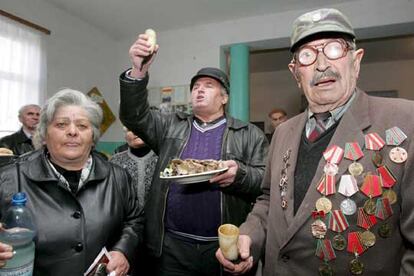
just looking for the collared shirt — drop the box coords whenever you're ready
[305,91,356,137]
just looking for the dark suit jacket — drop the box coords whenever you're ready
[0,128,34,156]
[241,89,414,275]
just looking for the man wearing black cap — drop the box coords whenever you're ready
[119,32,268,275]
[217,8,414,276]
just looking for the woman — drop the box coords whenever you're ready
[0,89,143,275]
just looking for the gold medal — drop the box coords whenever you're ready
[389,147,408,164]
[378,222,392,238]
[332,234,346,251]
[348,162,364,176]
[363,198,376,215]
[349,258,364,275]
[360,230,376,247]
[382,189,397,205]
[316,197,332,213]
[311,219,327,239]
[318,262,334,276]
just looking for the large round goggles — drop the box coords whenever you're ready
[295,39,353,66]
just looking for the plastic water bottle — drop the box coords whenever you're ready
[0,192,36,276]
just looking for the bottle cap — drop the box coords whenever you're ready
[12,192,27,206]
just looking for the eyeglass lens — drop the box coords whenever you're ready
[297,40,347,66]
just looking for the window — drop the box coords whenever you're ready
[0,15,46,137]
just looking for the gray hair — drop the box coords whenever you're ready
[33,88,103,149]
[18,104,40,118]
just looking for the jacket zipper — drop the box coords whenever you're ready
[158,118,192,256]
[220,124,230,225]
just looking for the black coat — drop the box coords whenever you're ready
[0,128,34,156]
[119,72,269,257]
[0,150,143,275]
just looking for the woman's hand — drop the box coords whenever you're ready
[107,251,129,276]
[0,224,13,268]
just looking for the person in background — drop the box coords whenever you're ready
[110,127,158,213]
[119,32,268,275]
[0,104,40,156]
[0,89,143,276]
[266,108,288,141]
[217,8,414,275]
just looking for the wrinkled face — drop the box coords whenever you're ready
[191,77,228,117]
[288,38,364,112]
[45,105,94,168]
[20,106,40,131]
[125,131,145,148]
[270,112,287,129]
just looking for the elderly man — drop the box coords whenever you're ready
[119,33,268,275]
[0,104,40,155]
[217,8,414,276]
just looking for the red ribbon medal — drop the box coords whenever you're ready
[360,174,382,197]
[315,239,336,261]
[375,198,393,220]
[317,174,336,196]
[344,142,364,161]
[328,210,349,232]
[377,165,396,188]
[347,232,367,256]
[323,145,344,164]
[364,133,385,151]
[357,207,377,229]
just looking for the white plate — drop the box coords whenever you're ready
[160,167,228,185]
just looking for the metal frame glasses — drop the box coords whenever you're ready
[294,39,354,66]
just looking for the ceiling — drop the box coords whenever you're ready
[42,0,354,39]
[41,0,414,72]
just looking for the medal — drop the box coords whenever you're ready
[363,197,376,215]
[365,132,385,151]
[338,174,358,196]
[372,152,384,167]
[347,232,367,256]
[360,174,382,198]
[389,147,408,164]
[323,145,344,165]
[279,149,291,210]
[340,198,357,215]
[317,174,336,196]
[348,162,364,176]
[328,210,349,232]
[382,189,397,205]
[349,256,364,275]
[324,163,338,176]
[315,239,336,261]
[377,165,396,188]
[357,207,377,232]
[378,222,392,238]
[386,127,408,164]
[360,230,376,247]
[318,262,334,276]
[375,197,393,220]
[316,197,332,213]
[312,219,327,239]
[332,234,347,251]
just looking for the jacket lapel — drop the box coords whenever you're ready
[281,90,372,248]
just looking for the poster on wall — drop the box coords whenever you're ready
[148,84,192,114]
[87,87,116,135]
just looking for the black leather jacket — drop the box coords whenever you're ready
[119,72,268,257]
[0,150,143,275]
[0,128,34,156]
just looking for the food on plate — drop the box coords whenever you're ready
[161,159,225,177]
[0,147,14,156]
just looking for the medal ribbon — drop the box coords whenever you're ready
[312,210,326,219]
[317,174,336,196]
[377,165,397,188]
[315,239,336,261]
[360,174,382,197]
[385,126,407,146]
[357,207,377,229]
[364,133,385,151]
[328,210,349,232]
[375,198,393,220]
[347,232,367,255]
[338,174,358,197]
[344,142,364,161]
[323,145,344,164]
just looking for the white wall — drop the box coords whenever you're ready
[251,59,414,133]
[1,0,123,141]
